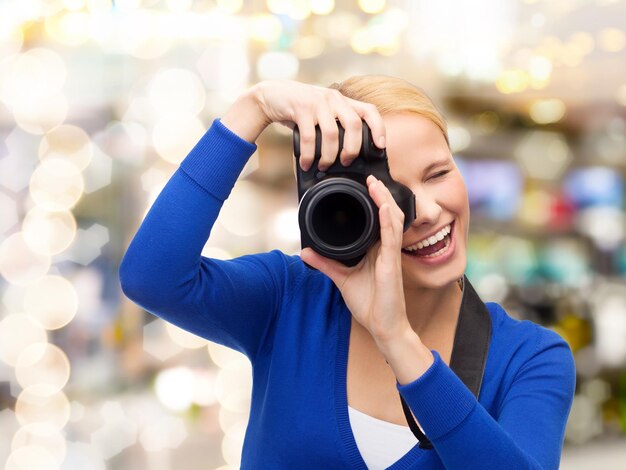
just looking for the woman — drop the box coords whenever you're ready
[119,76,576,469]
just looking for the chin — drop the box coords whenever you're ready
[402,257,467,291]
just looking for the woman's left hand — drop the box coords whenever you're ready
[300,175,414,347]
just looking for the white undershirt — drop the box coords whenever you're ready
[348,405,418,469]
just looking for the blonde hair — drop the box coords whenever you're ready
[329,75,449,145]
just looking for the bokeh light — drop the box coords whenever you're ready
[221,420,246,466]
[15,342,71,392]
[138,414,187,451]
[0,233,51,286]
[39,125,94,171]
[597,27,626,52]
[514,131,572,180]
[23,275,79,330]
[359,0,386,14]
[0,314,48,367]
[0,48,67,111]
[0,192,19,235]
[143,319,184,361]
[15,385,71,430]
[152,113,205,164]
[208,342,249,371]
[310,0,335,15]
[154,367,195,412]
[1,1,626,467]
[256,51,300,80]
[166,323,209,349]
[529,98,566,124]
[248,14,283,43]
[29,159,84,211]
[217,0,244,15]
[215,364,252,413]
[22,207,77,256]
[148,69,206,116]
[495,69,529,94]
[90,401,139,459]
[14,92,69,135]
[11,423,67,467]
[45,11,93,46]
[5,446,59,470]
[0,25,24,57]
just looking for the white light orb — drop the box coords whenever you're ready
[15,342,71,392]
[39,125,93,171]
[0,314,48,367]
[5,445,59,470]
[29,159,84,211]
[256,52,299,81]
[11,422,67,467]
[165,323,208,349]
[148,68,206,116]
[23,275,78,330]
[15,385,71,430]
[0,233,51,286]
[152,113,205,164]
[154,367,195,412]
[22,207,77,256]
[14,92,69,135]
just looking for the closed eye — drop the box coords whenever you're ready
[428,170,450,180]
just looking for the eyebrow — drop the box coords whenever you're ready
[423,158,451,174]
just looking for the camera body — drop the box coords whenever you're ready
[293,121,416,267]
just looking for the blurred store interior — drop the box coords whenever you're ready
[0,0,625,468]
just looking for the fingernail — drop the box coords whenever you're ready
[378,136,385,148]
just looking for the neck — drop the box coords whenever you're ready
[403,279,463,337]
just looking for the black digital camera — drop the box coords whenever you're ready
[293,121,416,267]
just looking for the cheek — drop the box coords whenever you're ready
[437,177,469,213]
[452,176,468,207]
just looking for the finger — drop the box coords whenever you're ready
[300,247,349,287]
[327,91,362,165]
[295,116,316,171]
[316,103,339,172]
[335,109,362,166]
[367,176,404,236]
[367,176,404,221]
[348,99,386,149]
[378,204,402,269]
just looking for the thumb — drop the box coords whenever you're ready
[300,248,348,286]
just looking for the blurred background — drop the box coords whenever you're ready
[1,0,625,468]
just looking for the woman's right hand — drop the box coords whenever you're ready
[220,80,386,172]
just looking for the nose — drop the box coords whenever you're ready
[410,189,442,227]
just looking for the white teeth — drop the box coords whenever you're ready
[404,224,451,252]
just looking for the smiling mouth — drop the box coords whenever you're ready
[401,221,454,258]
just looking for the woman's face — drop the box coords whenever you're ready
[383,113,469,291]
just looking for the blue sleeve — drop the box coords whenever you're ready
[397,327,576,469]
[119,119,293,361]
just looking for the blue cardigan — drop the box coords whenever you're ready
[119,119,576,469]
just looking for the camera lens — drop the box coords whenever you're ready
[311,192,366,247]
[299,178,379,263]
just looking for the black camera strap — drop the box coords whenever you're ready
[400,275,492,449]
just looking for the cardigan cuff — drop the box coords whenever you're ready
[396,349,477,440]
[179,118,257,201]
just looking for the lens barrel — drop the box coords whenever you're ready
[299,178,379,264]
